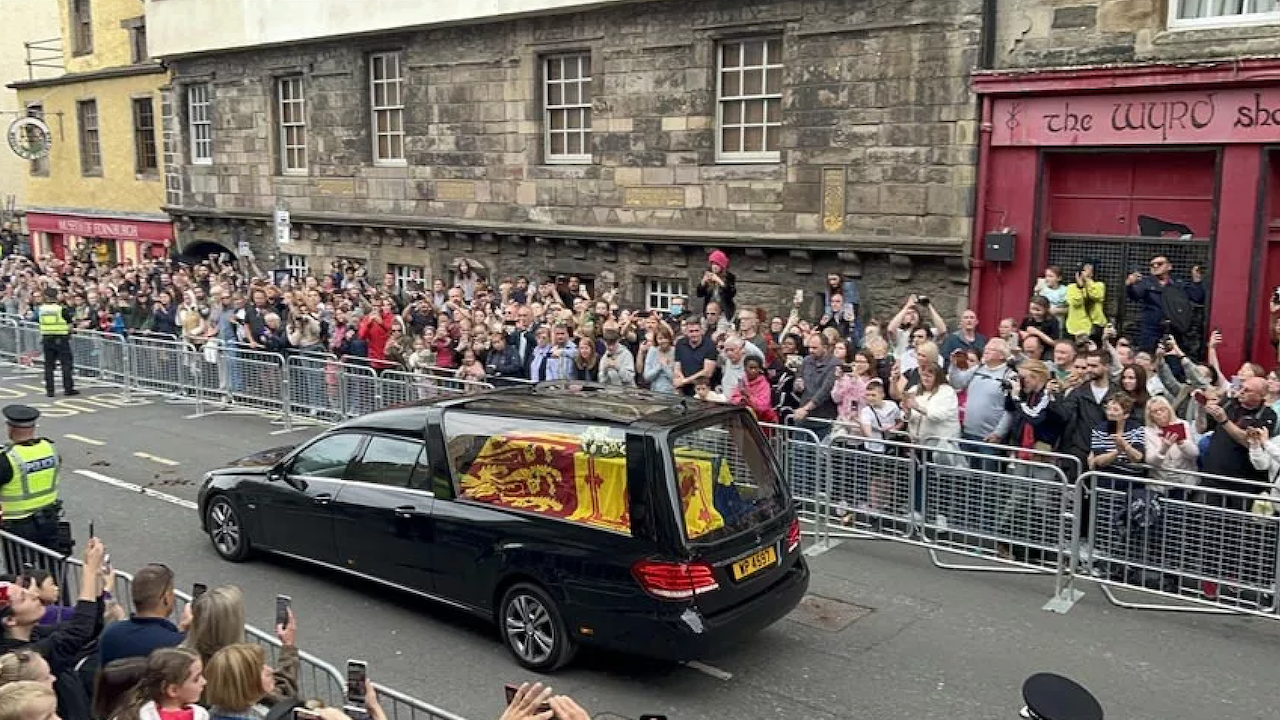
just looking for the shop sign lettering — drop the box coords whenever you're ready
[992,88,1280,146]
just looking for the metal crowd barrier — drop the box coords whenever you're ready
[0,529,472,720]
[3,316,1277,623]
[0,319,497,430]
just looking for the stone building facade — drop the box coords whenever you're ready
[970,0,1280,369]
[160,0,984,320]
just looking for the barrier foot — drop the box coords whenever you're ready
[927,547,1043,575]
[1099,583,1239,615]
[1042,587,1085,614]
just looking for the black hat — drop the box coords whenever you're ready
[1021,673,1103,720]
[2,405,40,429]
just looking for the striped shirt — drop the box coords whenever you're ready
[1090,419,1146,475]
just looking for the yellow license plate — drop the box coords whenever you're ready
[731,546,778,581]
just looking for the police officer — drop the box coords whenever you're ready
[37,288,78,398]
[0,405,73,578]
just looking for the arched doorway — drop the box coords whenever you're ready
[178,240,235,264]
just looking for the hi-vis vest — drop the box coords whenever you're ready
[37,304,69,337]
[2,440,60,520]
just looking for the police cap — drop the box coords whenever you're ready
[2,405,40,429]
[1021,673,1103,720]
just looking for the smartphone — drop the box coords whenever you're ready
[275,594,292,628]
[793,289,803,304]
[88,521,95,539]
[346,660,368,706]
[1193,389,1208,406]
[293,709,322,720]
[192,583,208,600]
[504,684,553,715]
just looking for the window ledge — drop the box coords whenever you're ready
[1156,21,1280,44]
[81,170,103,178]
[135,172,160,182]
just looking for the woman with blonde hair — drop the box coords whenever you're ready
[0,652,53,688]
[205,646,380,720]
[1144,394,1199,496]
[182,587,298,704]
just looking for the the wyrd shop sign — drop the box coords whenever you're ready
[991,87,1280,146]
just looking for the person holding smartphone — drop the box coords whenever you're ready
[98,564,194,664]
[1143,396,1199,496]
[1087,393,1147,490]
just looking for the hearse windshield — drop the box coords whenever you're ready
[666,412,788,545]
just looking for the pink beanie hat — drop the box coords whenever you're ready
[708,249,729,269]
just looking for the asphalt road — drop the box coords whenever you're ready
[4,367,1280,720]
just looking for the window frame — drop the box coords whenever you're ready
[1167,0,1280,28]
[276,75,308,175]
[129,21,147,64]
[543,52,593,165]
[715,37,783,164]
[132,96,158,176]
[369,51,406,166]
[388,263,425,294]
[188,83,213,165]
[287,432,365,479]
[71,0,93,56]
[25,103,49,176]
[76,99,101,177]
[346,435,427,489]
[282,253,310,278]
[645,278,688,313]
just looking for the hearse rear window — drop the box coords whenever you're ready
[443,413,633,535]
[668,414,788,543]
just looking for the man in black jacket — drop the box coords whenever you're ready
[1053,350,1115,472]
[0,538,107,720]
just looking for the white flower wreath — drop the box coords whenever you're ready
[580,426,625,457]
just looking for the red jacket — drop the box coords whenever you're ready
[357,311,393,367]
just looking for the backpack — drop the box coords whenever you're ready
[318,319,331,346]
[1160,282,1194,335]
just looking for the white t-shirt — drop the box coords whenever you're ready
[860,402,903,453]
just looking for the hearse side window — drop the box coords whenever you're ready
[290,433,364,478]
[442,412,632,535]
[348,436,422,488]
[668,414,788,543]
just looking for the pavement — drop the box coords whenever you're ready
[3,368,1280,720]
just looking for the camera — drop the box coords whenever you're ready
[916,295,930,306]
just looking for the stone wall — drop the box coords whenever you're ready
[995,0,1280,68]
[167,0,984,319]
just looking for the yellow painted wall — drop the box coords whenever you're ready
[0,0,61,213]
[17,70,167,214]
[60,0,143,73]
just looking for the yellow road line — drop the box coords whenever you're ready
[63,434,105,446]
[133,452,180,467]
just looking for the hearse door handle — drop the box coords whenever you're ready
[394,505,423,519]
[313,493,333,505]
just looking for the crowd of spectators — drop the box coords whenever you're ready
[0,540,591,720]
[3,248,1280,507]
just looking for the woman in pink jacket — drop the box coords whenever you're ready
[729,356,778,424]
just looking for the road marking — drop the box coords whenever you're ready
[72,469,197,510]
[683,661,734,681]
[63,434,105,446]
[133,452,180,466]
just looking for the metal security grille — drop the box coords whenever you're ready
[1044,235,1212,344]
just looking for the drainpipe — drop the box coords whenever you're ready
[968,97,996,322]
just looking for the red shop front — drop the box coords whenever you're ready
[25,211,173,266]
[970,60,1280,372]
